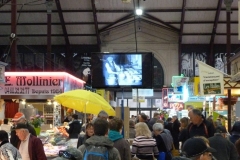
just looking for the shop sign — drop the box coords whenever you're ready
[0,72,85,95]
[197,60,224,95]
[188,96,206,102]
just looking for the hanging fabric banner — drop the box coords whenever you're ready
[197,60,224,96]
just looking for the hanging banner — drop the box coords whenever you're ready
[197,60,224,95]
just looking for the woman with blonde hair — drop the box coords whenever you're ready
[131,122,159,160]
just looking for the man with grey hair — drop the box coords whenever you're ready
[152,123,173,160]
[15,123,47,160]
[97,110,109,120]
[187,109,215,138]
[91,110,109,123]
[208,126,238,160]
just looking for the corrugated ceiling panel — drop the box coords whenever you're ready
[185,11,215,21]
[182,36,210,44]
[66,25,95,34]
[183,24,213,33]
[63,12,93,22]
[216,24,238,33]
[69,36,96,44]
[97,13,130,22]
[95,0,133,10]
[0,13,10,23]
[17,13,61,23]
[141,0,182,9]
[219,10,238,21]
[14,37,65,45]
[0,26,10,35]
[148,12,181,22]
[17,25,63,34]
[186,0,217,8]
[60,0,91,10]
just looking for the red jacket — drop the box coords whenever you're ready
[17,134,47,160]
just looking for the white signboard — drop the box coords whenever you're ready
[197,60,224,96]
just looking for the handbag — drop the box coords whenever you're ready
[171,144,180,157]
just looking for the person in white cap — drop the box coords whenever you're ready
[10,112,36,148]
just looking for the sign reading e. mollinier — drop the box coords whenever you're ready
[0,75,64,95]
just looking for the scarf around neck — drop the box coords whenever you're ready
[108,130,123,142]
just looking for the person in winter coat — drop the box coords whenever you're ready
[77,123,94,148]
[67,114,82,139]
[208,126,238,160]
[108,117,131,160]
[230,121,240,144]
[152,123,173,160]
[78,118,121,160]
[0,130,22,160]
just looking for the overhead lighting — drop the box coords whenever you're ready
[21,99,26,105]
[136,9,143,16]
[47,99,52,105]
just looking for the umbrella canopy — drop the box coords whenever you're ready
[54,89,115,116]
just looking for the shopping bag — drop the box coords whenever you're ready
[157,152,165,160]
[171,144,180,157]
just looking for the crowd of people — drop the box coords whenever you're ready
[53,107,240,160]
[0,107,240,160]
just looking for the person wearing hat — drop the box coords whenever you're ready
[15,123,47,160]
[52,146,82,160]
[230,121,240,144]
[172,137,216,160]
[0,130,22,160]
[10,112,37,148]
[208,126,238,160]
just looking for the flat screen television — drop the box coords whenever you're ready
[91,52,153,89]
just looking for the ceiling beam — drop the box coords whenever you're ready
[183,33,238,35]
[91,0,101,51]
[140,18,179,33]
[167,21,238,24]
[178,0,186,74]
[0,21,238,26]
[0,33,238,37]
[55,0,70,47]
[142,13,180,32]
[100,17,179,34]
[209,0,223,65]
[99,13,134,33]
[0,8,238,13]
[0,34,96,37]
[0,22,112,25]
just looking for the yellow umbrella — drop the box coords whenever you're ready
[54,89,115,116]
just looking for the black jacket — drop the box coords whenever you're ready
[187,119,215,138]
[67,120,82,139]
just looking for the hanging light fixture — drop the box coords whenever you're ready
[135,8,143,16]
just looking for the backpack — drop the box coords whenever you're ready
[83,144,109,160]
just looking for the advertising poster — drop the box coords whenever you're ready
[197,60,224,96]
